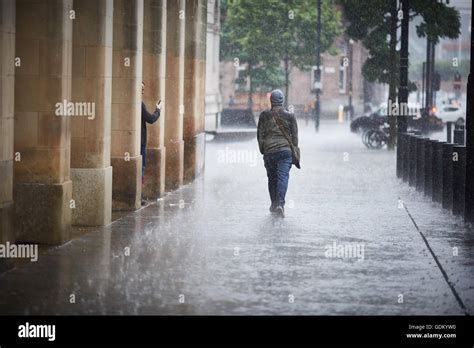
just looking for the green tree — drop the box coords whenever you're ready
[274,0,342,104]
[340,0,460,149]
[221,0,342,108]
[221,0,282,109]
[341,0,460,86]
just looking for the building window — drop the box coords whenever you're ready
[311,65,324,93]
[339,57,347,94]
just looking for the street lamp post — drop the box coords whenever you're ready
[422,62,426,108]
[314,0,321,132]
[425,39,433,113]
[396,0,409,178]
[398,0,409,134]
[465,8,474,222]
[348,39,354,120]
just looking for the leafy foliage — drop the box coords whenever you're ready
[220,0,342,100]
[340,0,461,88]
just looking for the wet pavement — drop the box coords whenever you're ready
[0,120,473,315]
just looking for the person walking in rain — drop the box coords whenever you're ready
[257,89,299,218]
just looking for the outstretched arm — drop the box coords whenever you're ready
[142,102,160,124]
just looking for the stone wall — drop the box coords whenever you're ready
[0,0,16,244]
[0,0,210,245]
[204,0,222,131]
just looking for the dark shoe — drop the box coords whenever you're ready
[275,205,285,218]
[269,204,278,213]
[141,199,147,206]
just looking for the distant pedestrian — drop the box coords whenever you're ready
[257,89,300,218]
[141,81,162,204]
[229,95,236,107]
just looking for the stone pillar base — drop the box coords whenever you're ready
[165,140,184,192]
[184,132,206,184]
[71,166,112,226]
[13,181,72,245]
[143,147,166,200]
[0,202,14,245]
[111,155,142,211]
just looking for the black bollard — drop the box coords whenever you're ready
[447,122,453,143]
[424,140,436,197]
[397,132,405,179]
[409,135,419,187]
[416,137,426,192]
[402,133,412,183]
[442,143,454,210]
[452,145,466,216]
[454,126,465,145]
[432,141,446,203]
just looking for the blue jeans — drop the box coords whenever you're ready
[141,144,146,181]
[263,150,292,208]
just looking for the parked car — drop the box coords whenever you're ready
[409,107,444,134]
[435,104,465,125]
[350,105,387,134]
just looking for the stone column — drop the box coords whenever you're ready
[142,0,167,199]
[204,0,222,132]
[14,0,73,245]
[70,0,113,226]
[111,0,144,210]
[183,0,206,184]
[164,0,185,191]
[0,0,15,244]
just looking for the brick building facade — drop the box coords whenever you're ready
[220,35,385,119]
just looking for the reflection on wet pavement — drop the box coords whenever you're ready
[0,121,472,315]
